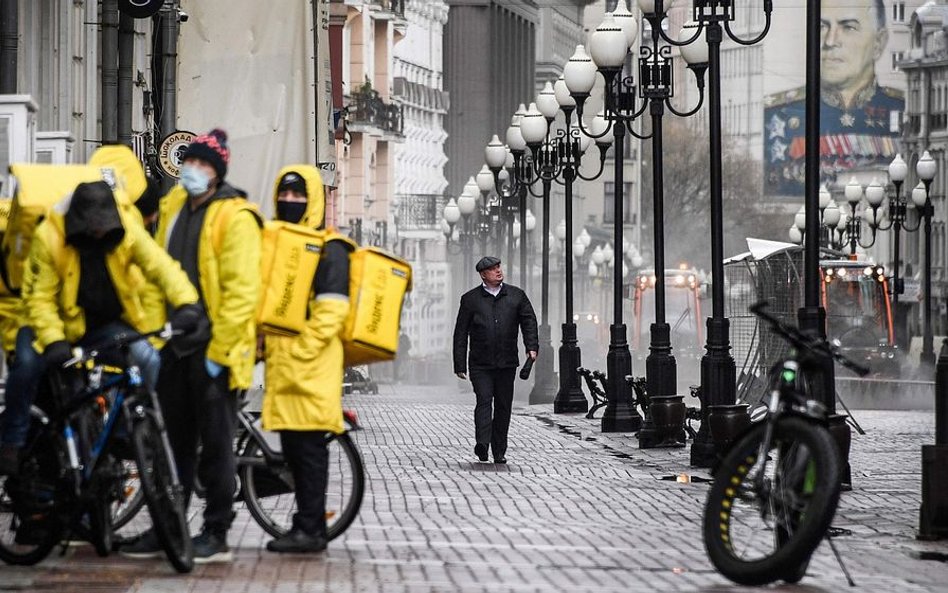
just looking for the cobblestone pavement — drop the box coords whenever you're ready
[4,381,948,592]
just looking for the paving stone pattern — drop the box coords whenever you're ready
[3,382,948,592]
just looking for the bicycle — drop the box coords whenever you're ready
[234,392,366,541]
[0,328,193,573]
[702,302,869,586]
[121,389,366,543]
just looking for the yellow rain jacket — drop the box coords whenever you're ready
[88,145,166,338]
[0,197,17,353]
[28,198,199,350]
[154,185,263,390]
[262,165,353,433]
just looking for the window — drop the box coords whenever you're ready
[603,182,635,224]
[893,2,906,24]
[892,51,904,71]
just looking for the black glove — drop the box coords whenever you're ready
[169,304,203,333]
[44,340,73,368]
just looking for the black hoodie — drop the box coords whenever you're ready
[66,181,125,333]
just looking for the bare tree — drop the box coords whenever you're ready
[639,119,783,270]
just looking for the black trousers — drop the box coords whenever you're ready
[470,367,516,459]
[157,349,237,534]
[280,430,329,538]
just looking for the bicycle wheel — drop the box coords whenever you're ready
[131,408,193,573]
[703,416,841,586]
[240,431,365,541]
[0,432,62,565]
[74,406,115,556]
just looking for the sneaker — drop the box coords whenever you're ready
[474,443,488,462]
[266,528,327,554]
[119,529,162,559]
[493,457,507,464]
[0,444,20,476]
[192,528,233,564]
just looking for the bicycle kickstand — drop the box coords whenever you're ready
[825,532,857,587]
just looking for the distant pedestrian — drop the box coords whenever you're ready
[394,331,411,380]
[453,257,538,464]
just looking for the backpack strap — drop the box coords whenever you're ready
[210,198,263,256]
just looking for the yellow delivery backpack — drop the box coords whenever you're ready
[1,164,115,295]
[343,247,412,366]
[256,220,324,336]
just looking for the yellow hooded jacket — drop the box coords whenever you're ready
[154,185,263,391]
[88,145,166,337]
[262,165,353,433]
[27,197,199,349]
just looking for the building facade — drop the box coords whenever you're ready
[331,0,407,243]
[1,0,157,181]
[391,0,453,361]
[900,1,948,339]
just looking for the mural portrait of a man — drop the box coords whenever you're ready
[764,0,904,197]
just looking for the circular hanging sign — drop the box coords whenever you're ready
[157,131,196,179]
[119,0,166,19]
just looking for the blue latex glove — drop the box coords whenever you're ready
[205,358,224,378]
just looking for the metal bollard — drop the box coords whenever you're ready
[937,339,948,446]
[918,338,948,540]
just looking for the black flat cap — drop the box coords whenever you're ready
[475,256,501,272]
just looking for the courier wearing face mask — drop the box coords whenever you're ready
[124,128,264,564]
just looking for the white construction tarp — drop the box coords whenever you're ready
[177,0,334,214]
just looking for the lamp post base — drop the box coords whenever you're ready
[602,324,641,433]
[691,317,736,467]
[529,324,557,405]
[640,323,678,448]
[554,323,587,413]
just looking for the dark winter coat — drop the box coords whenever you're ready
[453,284,539,373]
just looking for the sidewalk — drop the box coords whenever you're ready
[4,381,948,592]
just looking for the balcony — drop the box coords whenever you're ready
[346,86,404,141]
[368,0,405,19]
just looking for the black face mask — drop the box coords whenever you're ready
[276,201,307,224]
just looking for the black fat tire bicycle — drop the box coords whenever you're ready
[0,328,193,573]
[702,302,869,586]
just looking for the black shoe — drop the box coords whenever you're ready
[494,457,506,464]
[0,444,20,476]
[119,529,162,559]
[474,444,488,462]
[193,528,232,564]
[266,528,327,554]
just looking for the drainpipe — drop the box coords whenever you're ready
[159,4,178,141]
[101,0,120,144]
[0,0,17,93]
[118,11,134,146]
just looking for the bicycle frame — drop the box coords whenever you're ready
[235,406,362,469]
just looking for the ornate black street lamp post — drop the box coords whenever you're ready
[564,13,645,432]
[915,152,938,366]
[636,0,772,466]
[520,84,610,406]
[634,3,707,447]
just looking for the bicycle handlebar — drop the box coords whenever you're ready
[749,302,871,377]
[62,324,182,369]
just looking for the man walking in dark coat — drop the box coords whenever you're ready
[453,257,539,464]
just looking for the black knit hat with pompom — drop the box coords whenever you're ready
[182,128,230,180]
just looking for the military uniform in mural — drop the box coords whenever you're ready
[764,84,904,197]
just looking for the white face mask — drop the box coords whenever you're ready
[180,164,211,196]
